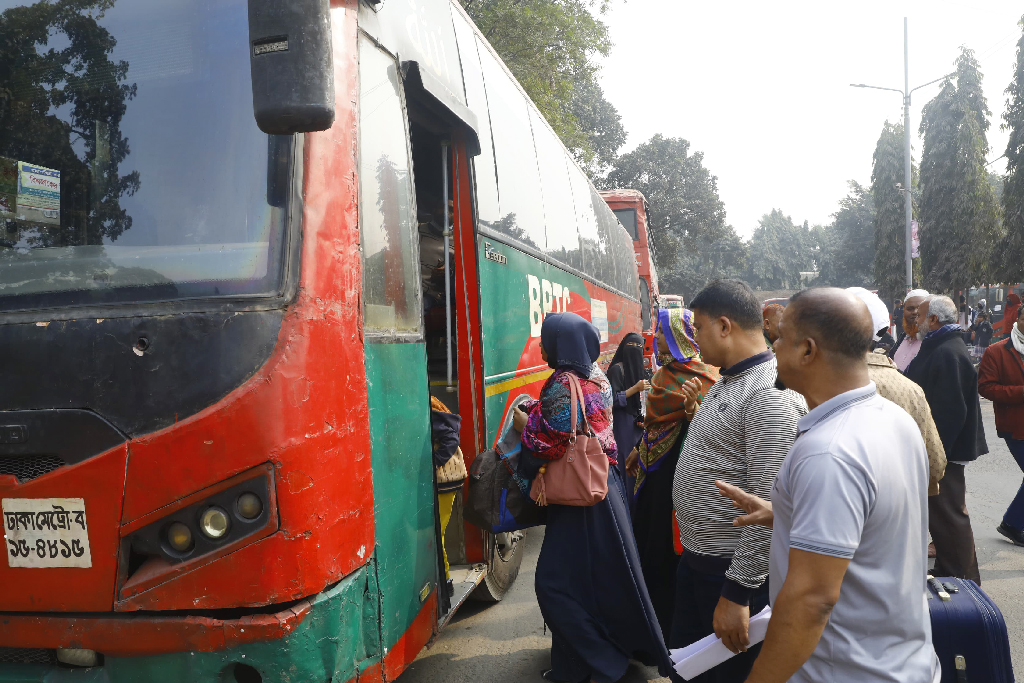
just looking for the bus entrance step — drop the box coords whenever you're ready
[436,563,487,633]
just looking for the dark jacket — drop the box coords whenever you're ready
[970,319,994,348]
[978,338,1024,441]
[905,326,988,463]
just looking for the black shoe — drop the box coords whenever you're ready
[446,579,454,598]
[997,522,1024,546]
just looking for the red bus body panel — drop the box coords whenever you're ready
[0,0,370,625]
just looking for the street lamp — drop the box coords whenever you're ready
[851,17,952,294]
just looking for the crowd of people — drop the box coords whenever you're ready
[503,277,1024,683]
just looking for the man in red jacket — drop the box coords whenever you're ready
[978,305,1024,545]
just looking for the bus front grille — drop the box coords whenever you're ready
[0,455,65,483]
[0,647,57,665]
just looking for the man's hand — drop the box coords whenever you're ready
[714,596,750,654]
[625,448,639,476]
[715,480,774,528]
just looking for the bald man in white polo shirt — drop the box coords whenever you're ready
[718,288,938,683]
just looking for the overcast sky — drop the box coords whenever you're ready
[599,1,1023,239]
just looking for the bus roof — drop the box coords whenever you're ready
[598,188,648,205]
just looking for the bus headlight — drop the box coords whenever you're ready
[236,492,263,520]
[199,507,230,539]
[166,522,193,552]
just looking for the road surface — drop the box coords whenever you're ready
[399,399,1024,683]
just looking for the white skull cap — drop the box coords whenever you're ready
[847,287,891,340]
[905,289,929,303]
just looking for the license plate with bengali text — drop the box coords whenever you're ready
[2,498,92,568]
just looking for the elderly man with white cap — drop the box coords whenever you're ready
[848,288,947,497]
[890,289,930,371]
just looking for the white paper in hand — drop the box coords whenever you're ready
[670,605,772,681]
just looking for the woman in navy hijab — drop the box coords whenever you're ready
[512,312,677,683]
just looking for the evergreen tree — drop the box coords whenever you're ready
[918,48,1001,293]
[997,17,1024,283]
[871,122,910,306]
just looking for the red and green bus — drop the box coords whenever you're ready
[0,0,641,681]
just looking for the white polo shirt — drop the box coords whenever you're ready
[770,382,939,683]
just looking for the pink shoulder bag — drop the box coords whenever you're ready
[529,373,609,506]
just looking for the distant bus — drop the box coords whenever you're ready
[661,295,684,310]
[601,189,659,367]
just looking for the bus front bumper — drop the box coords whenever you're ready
[0,600,311,657]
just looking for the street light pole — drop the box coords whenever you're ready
[851,18,951,295]
[903,17,913,293]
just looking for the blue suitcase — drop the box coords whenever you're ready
[927,576,1014,683]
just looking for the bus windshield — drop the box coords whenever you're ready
[0,0,290,311]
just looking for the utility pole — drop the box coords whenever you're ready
[903,18,913,293]
[851,18,950,294]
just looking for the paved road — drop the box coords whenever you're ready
[399,399,1024,683]
[966,399,1024,679]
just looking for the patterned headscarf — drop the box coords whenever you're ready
[655,308,700,365]
[636,308,719,495]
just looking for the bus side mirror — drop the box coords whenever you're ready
[248,0,335,134]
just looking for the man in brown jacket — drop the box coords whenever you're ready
[867,351,947,495]
[849,288,947,495]
[978,305,1024,545]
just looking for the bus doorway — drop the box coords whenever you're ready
[410,122,459,412]
[407,103,525,616]
[408,115,489,621]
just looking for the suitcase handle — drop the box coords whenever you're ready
[955,654,967,683]
[928,576,952,601]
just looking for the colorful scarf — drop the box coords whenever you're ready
[635,309,719,495]
[521,366,617,464]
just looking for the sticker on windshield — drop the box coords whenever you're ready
[3,498,92,568]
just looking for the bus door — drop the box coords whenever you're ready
[357,34,440,658]
[405,84,490,620]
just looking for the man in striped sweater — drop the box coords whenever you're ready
[669,279,806,682]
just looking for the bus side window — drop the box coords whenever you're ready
[569,167,601,283]
[531,107,583,271]
[357,35,421,334]
[590,186,620,290]
[451,12,500,232]
[477,38,547,251]
[639,277,651,331]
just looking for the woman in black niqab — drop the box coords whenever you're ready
[607,332,647,503]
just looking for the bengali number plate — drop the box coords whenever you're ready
[2,498,92,568]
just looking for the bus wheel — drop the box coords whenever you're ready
[472,529,525,602]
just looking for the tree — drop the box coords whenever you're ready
[605,135,732,298]
[918,47,1001,293]
[871,122,911,306]
[668,225,747,297]
[996,16,1024,283]
[816,182,876,288]
[744,209,814,290]
[461,0,625,177]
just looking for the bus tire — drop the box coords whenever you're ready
[471,529,525,602]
